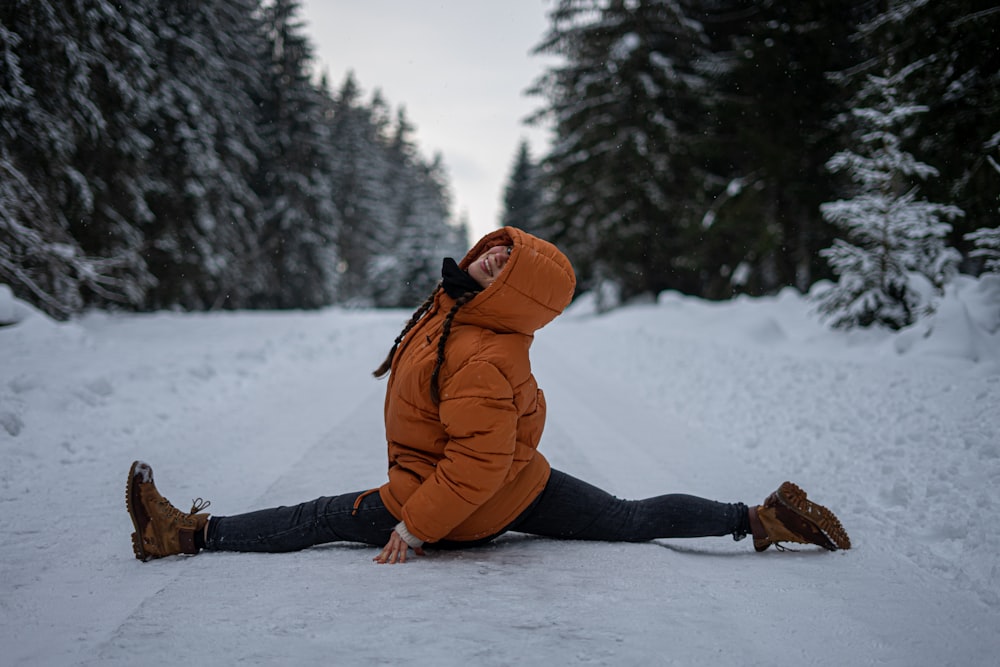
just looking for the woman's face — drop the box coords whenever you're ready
[467,245,513,289]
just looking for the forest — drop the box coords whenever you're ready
[505,0,999,324]
[1,0,466,318]
[2,0,999,328]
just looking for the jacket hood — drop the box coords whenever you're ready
[451,227,576,335]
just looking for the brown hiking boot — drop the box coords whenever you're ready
[749,481,851,552]
[126,461,211,561]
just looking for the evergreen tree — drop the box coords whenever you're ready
[327,80,461,306]
[67,0,161,306]
[964,151,1000,274]
[1,7,82,318]
[814,66,963,330]
[327,74,395,304]
[852,1,1000,266]
[703,0,869,296]
[529,0,715,300]
[500,140,542,232]
[253,0,340,309]
[140,0,267,311]
[369,109,460,307]
[966,226,1000,274]
[0,0,158,318]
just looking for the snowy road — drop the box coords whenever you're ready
[2,288,998,665]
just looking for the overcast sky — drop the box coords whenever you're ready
[298,1,558,243]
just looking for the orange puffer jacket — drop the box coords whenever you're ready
[378,227,576,543]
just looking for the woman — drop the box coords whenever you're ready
[127,227,850,564]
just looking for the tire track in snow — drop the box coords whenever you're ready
[87,380,389,665]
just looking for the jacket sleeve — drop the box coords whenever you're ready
[399,360,518,543]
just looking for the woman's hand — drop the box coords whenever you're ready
[373,530,425,564]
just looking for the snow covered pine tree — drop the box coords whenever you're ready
[964,153,1000,274]
[813,64,963,329]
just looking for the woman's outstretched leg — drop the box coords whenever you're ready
[509,469,751,543]
[126,461,396,560]
[510,469,851,551]
[205,490,395,553]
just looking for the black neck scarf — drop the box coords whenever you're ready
[441,257,483,299]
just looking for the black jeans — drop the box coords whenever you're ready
[204,469,750,552]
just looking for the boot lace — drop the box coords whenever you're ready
[151,495,210,526]
[189,498,211,514]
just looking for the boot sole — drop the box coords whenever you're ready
[777,481,852,550]
[126,460,151,562]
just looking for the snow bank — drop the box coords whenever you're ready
[0,284,44,327]
[896,274,1000,364]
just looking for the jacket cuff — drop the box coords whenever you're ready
[394,521,425,549]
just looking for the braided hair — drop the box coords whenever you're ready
[375,247,500,403]
[429,290,478,405]
[372,286,480,406]
[372,286,440,379]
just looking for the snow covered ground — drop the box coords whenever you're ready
[2,276,999,666]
